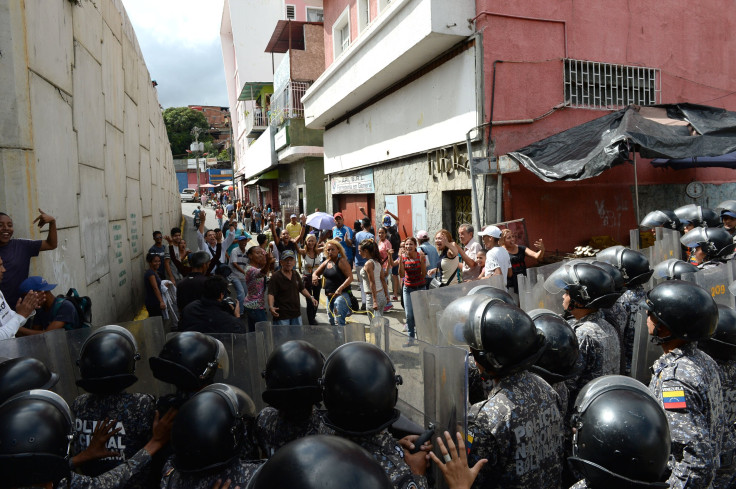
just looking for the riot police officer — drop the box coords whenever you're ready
[255,340,324,457]
[161,383,263,489]
[716,200,736,237]
[71,325,156,488]
[0,389,174,489]
[544,262,621,405]
[643,280,725,489]
[698,304,736,489]
[247,435,393,489]
[320,341,430,489]
[439,296,564,489]
[567,375,671,488]
[0,355,58,403]
[596,246,653,375]
[680,226,735,268]
[640,209,682,231]
[652,258,699,281]
[674,204,720,231]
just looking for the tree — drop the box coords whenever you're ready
[162,107,212,158]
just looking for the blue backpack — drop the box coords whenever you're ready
[50,288,92,330]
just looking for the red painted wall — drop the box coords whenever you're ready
[476,0,736,251]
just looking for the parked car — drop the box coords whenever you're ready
[180,188,197,202]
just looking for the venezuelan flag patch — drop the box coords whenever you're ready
[662,386,687,410]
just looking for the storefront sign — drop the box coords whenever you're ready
[274,127,288,151]
[428,144,469,178]
[331,169,375,194]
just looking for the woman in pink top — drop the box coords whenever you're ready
[399,237,426,346]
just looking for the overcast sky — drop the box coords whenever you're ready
[122,0,229,109]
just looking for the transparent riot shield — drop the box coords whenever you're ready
[630,309,663,385]
[412,276,506,346]
[518,261,566,314]
[695,264,736,308]
[653,227,682,263]
[207,332,267,412]
[0,329,79,403]
[256,322,365,359]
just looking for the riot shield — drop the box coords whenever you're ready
[412,276,506,346]
[630,309,663,385]
[518,261,567,314]
[694,264,736,308]
[256,322,365,359]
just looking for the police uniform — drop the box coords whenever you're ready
[712,357,736,489]
[551,381,569,420]
[254,406,323,458]
[649,343,725,489]
[466,370,564,489]
[60,448,153,489]
[159,456,263,489]
[71,392,156,489]
[604,286,646,376]
[568,480,590,488]
[565,311,621,405]
[320,426,428,489]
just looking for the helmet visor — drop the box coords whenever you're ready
[653,258,698,281]
[438,295,493,350]
[680,227,708,249]
[595,246,626,270]
[640,210,673,229]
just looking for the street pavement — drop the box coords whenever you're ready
[180,202,408,333]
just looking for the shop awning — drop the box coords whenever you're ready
[238,82,273,101]
[265,20,323,53]
[244,178,259,186]
[507,103,736,182]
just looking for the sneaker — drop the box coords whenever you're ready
[391,296,399,301]
[360,304,366,311]
[384,303,394,312]
[403,338,416,348]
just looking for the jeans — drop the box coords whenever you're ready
[274,317,302,326]
[245,308,266,333]
[218,218,223,228]
[355,264,366,305]
[231,278,246,312]
[327,292,350,326]
[403,284,426,338]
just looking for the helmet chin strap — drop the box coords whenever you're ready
[649,323,671,345]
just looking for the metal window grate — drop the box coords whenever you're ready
[564,59,660,110]
[286,4,295,19]
[269,81,313,126]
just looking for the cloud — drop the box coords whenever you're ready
[122,0,229,108]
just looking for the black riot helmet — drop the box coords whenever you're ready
[246,435,393,489]
[439,296,546,377]
[466,285,516,304]
[680,227,736,261]
[569,376,670,489]
[0,390,74,489]
[699,304,736,362]
[640,209,681,231]
[76,325,140,394]
[261,340,324,411]
[596,246,653,287]
[149,332,228,392]
[0,357,59,404]
[321,342,402,435]
[528,309,580,383]
[171,383,256,473]
[591,261,626,293]
[674,204,720,229]
[642,280,718,345]
[544,261,621,310]
[652,258,698,281]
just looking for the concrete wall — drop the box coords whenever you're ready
[0,0,180,322]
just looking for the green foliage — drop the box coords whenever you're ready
[217,149,230,162]
[163,107,213,157]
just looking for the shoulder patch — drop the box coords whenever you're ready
[394,444,405,457]
[662,386,687,410]
[406,483,419,489]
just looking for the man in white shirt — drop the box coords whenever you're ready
[195,209,236,273]
[478,225,512,282]
[0,256,40,339]
[457,223,484,280]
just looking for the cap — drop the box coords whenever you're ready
[478,225,502,238]
[281,250,296,261]
[19,276,57,294]
[416,230,429,240]
[723,210,736,218]
[334,212,344,219]
[237,234,250,241]
[383,216,392,225]
[290,214,297,218]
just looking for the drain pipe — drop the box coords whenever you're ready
[489,60,503,225]
[465,123,489,235]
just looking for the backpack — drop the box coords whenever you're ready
[50,288,92,330]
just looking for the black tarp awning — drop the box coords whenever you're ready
[507,103,736,182]
[651,150,736,169]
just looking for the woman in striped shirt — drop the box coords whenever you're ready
[399,237,426,346]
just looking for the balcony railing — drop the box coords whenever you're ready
[269,81,313,126]
[244,108,269,136]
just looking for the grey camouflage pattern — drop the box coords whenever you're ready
[649,343,725,489]
[159,456,263,489]
[254,406,323,458]
[712,357,736,489]
[467,370,564,489]
[565,311,621,407]
[605,287,646,375]
[61,448,152,489]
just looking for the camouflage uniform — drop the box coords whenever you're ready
[565,311,621,406]
[466,370,564,489]
[649,343,725,489]
[712,357,736,489]
[321,426,428,489]
[160,456,263,489]
[60,448,152,489]
[468,360,492,405]
[71,392,156,489]
[551,381,569,420]
[254,406,323,458]
[604,287,646,376]
[568,480,590,489]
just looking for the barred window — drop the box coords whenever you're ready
[564,59,660,109]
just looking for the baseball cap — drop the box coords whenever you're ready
[383,216,392,225]
[416,230,429,240]
[334,212,344,219]
[477,225,502,239]
[281,250,296,261]
[722,210,736,218]
[237,234,251,241]
[19,276,57,294]
[290,214,297,218]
